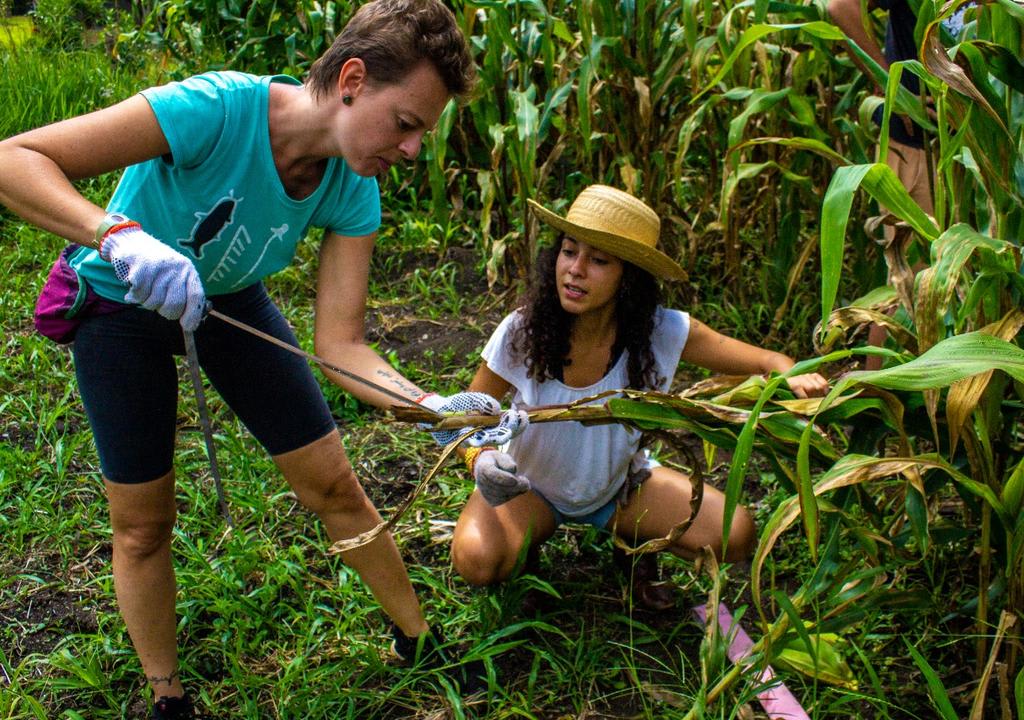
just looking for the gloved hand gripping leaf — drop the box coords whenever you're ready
[419,391,529,447]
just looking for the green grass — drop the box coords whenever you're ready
[0,16,32,49]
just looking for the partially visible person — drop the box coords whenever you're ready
[828,0,935,225]
[827,0,965,368]
[0,1,521,716]
[447,185,830,610]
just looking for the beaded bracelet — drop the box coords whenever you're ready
[463,446,496,475]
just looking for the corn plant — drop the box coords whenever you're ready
[793,0,1024,711]
[114,0,350,75]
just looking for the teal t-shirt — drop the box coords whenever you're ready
[72,71,381,300]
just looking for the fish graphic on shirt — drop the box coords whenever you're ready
[179,193,241,258]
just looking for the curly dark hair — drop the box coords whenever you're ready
[510,244,663,390]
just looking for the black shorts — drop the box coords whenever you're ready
[72,283,337,483]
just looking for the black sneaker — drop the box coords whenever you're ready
[151,694,194,720]
[390,624,488,696]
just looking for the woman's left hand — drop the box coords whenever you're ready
[419,391,529,446]
[786,372,829,398]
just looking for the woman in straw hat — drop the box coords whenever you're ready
[449,184,828,609]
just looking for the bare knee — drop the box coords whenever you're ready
[451,535,512,587]
[277,435,374,517]
[112,513,176,560]
[293,464,370,517]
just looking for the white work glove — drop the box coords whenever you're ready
[474,450,531,506]
[418,391,529,447]
[100,227,206,331]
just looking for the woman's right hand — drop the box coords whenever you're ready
[474,450,531,506]
[100,227,206,331]
[786,372,829,398]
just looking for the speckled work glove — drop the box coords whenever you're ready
[474,449,531,506]
[100,227,206,331]
[418,391,529,447]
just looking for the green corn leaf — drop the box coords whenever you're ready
[773,590,815,660]
[694,22,845,102]
[830,332,1024,396]
[538,80,573,138]
[916,224,1021,354]
[774,628,858,689]
[511,87,539,144]
[1002,456,1024,517]
[963,40,1024,95]
[820,162,942,329]
[752,453,1012,611]
[946,311,1024,453]
[740,136,850,166]
[760,413,837,460]
[904,484,930,554]
[1017,665,1024,720]
[606,398,690,429]
[796,419,819,561]
[905,640,960,720]
[727,88,791,160]
[721,375,788,557]
[820,163,873,330]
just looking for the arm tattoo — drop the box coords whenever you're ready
[373,368,421,399]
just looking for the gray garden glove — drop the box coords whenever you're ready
[474,450,531,507]
[418,392,529,447]
[100,227,206,331]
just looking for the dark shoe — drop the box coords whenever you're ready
[391,624,488,696]
[518,544,541,577]
[152,695,194,720]
[613,547,676,611]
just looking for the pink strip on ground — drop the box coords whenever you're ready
[693,603,811,720]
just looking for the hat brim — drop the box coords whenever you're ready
[528,199,687,281]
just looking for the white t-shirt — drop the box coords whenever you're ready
[481,307,690,516]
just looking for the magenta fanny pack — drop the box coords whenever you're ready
[34,245,124,344]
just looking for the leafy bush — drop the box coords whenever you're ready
[31,0,106,50]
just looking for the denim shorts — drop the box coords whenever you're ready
[72,283,336,483]
[538,454,660,530]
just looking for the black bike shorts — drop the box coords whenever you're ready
[72,282,337,483]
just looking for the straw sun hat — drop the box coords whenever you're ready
[527,185,687,281]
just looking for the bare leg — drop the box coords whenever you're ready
[451,489,557,586]
[610,467,756,562]
[105,471,183,701]
[273,430,428,637]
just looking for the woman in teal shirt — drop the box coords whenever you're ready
[0,1,506,716]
